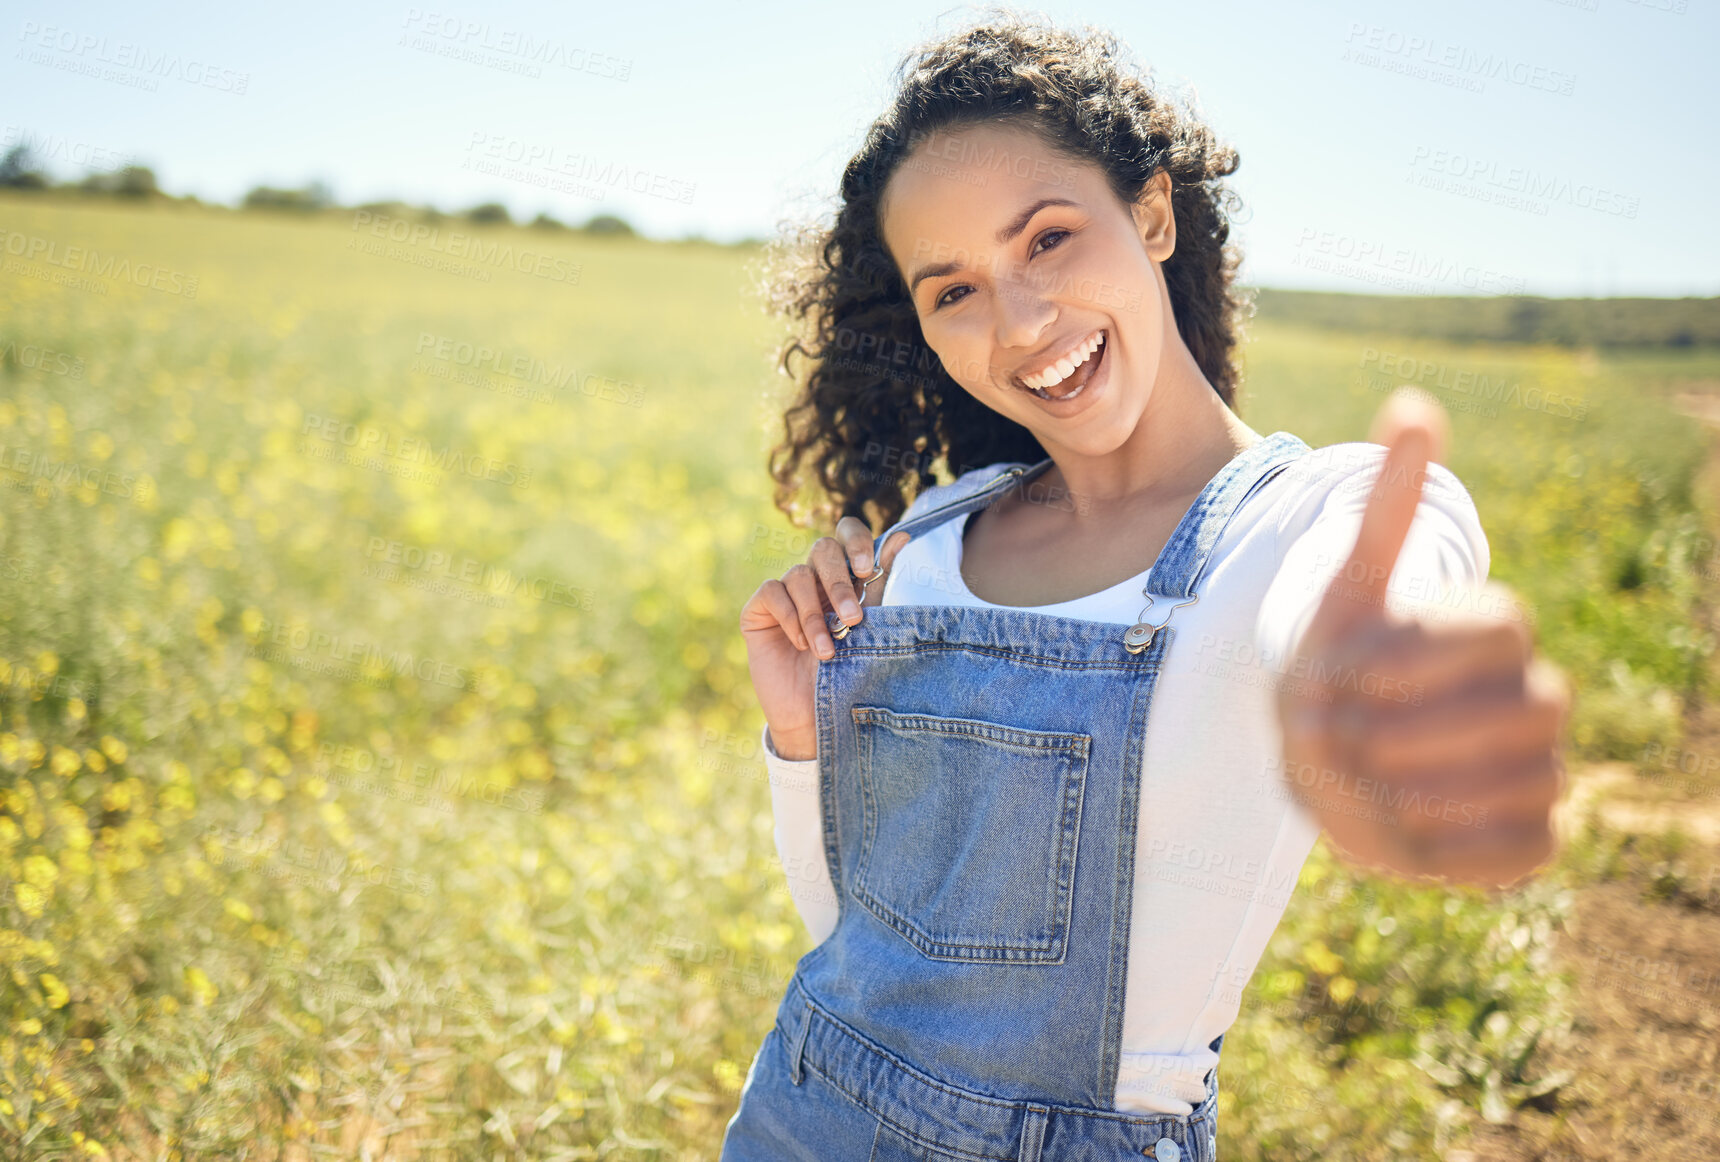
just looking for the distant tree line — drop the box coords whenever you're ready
[1249,288,1720,348]
[0,142,655,239]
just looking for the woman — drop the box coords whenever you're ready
[729,14,1569,1160]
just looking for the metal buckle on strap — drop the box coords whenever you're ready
[1122,593,1199,655]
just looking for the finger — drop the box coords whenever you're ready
[1328,402,1439,623]
[834,516,878,577]
[1368,385,1451,464]
[1351,677,1565,775]
[1385,746,1565,833]
[781,564,836,659]
[1392,814,1559,890]
[750,579,811,651]
[1328,612,1533,706]
[809,535,865,624]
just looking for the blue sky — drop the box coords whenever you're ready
[4,0,1714,296]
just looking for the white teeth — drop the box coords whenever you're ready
[1024,330,1104,390]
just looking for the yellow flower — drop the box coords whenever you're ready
[183,966,217,1006]
[40,972,69,1009]
[13,883,45,918]
[18,1017,41,1035]
[22,854,57,889]
[100,736,128,764]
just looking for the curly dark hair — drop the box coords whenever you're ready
[756,8,1252,535]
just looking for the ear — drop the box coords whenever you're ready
[1130,170,1176,262]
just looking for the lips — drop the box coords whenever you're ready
[1021,330,1106,401]
[1017,327,1105,393]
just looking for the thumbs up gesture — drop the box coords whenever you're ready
[1274,389,1572,889]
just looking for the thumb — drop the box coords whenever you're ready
[1323,389,1449,630]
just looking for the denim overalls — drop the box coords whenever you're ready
[722,432,1313,1162]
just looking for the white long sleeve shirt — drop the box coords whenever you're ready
[758,440,1491,1115]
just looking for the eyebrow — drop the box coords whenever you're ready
[906,196,1081,296]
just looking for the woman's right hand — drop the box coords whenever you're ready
[739,518,911,761]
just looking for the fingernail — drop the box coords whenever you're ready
[840,600,861,621]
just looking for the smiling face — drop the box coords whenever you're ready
[879,119,1182,457]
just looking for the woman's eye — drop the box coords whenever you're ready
[930,230,1069,310]
[1032,228,1072,257]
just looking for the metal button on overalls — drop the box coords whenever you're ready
[721,432,1312,1162]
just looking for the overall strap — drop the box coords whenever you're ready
[863,457,1058,586]
[1146,430,1312,601]
[1116,430,1310,652]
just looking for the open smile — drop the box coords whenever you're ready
[1019,329,1107,404]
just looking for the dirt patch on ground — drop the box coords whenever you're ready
[1456,874,1720,1161]
[1449,397,1720,1161]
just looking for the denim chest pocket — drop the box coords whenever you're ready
[849,705,1091,964]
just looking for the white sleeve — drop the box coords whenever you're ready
[1254,447,1493,825]
[761,722,839,947]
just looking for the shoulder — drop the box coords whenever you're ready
[1263,440,1489,575]
[1268,441,1479,523]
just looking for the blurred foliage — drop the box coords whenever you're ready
[1252,287,1720,348]
[0,195,1714,1159]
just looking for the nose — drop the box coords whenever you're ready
[991,273,1057,372]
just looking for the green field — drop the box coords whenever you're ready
[1,196,1715,1160]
